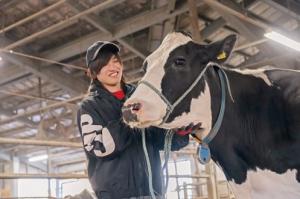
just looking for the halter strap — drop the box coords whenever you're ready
[138,62,233,164]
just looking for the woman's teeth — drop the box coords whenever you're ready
[109,72,118,77]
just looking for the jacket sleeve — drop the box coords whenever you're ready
[77,100,140,159]
[150,127,189,151]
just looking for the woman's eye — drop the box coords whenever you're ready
[174,57,186,66]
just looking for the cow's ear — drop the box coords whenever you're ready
[210,34,237,63]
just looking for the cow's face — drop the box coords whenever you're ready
[123,32,236,134]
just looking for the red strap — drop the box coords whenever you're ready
[112,90,125,100]
[176,128,193,136]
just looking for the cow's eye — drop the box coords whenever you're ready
[174,57,186,66]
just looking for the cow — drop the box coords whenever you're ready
[121,32,300,199]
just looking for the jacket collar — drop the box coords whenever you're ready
[89,80,135,99]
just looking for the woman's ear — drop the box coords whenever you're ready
[209,34,238,63]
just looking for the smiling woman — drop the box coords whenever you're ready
[76,40,189,199]
[86,42,124,93]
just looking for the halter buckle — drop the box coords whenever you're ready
[197,143,211,164]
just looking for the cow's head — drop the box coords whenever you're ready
[122,32,237,136]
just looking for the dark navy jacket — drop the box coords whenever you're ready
[77,80,189,199]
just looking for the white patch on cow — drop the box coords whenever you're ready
[230,68,273,86]
[229,168,300,199]
[125,33,192,127]
[161,82,212,138]
[125,83,168,127]
[141,32,192,92]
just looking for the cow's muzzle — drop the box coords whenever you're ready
[122,103,142,123]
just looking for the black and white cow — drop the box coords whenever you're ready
[122,32,300,199]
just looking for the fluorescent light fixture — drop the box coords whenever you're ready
[28,154,48,162]
[264,31,300,52]
[0,56,2,61]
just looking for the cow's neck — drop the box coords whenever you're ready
[204,67,300,185]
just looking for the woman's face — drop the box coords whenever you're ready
[96,55,123,89]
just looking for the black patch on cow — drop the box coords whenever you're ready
[142,61,148,74]
[160,40,300,184]
[208,69,300,184]
[176,30,192,39]
[161,41,210,122]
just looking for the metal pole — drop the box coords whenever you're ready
[192,154,202,197]
[47,148,51,198]
[183,182,188,199]
[173,154,181,199]
[0,137,81,148]
[0,173,87,179]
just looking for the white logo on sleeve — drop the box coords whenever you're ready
[80,114,115,157]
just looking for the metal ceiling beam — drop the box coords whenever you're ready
[238,53,296,69]
[3,52,88,95]
[203,0,270,31]
[0,65,29,86]
[260,0,300,22]
[0,106,36,128]
[0,126,28,136]
[238,26,300,68]
[0,0,66,34]
[43,1,204,62]
[238,45,300,69]
[204,0,296,68]
[0,81,52,102]
[118,38,147,59]
[207,0,265,42]
[201,17,226,39]
[3,0,126,50]
[66,0,147,60]
[0,95,83,125]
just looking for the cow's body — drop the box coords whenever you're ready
[122,32,300,198]
[207,68,300,198]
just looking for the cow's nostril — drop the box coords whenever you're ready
[122,109,138,123]
[132,103,141,112]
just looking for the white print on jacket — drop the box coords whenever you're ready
[80,114,115,157]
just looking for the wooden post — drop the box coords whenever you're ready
[187,0,202,43]
[205,162,219,199]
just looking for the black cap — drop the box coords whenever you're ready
[86,41,120,67]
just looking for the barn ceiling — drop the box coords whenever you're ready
[0,0,299,172]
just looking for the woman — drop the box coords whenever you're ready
[77,41,189,199]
